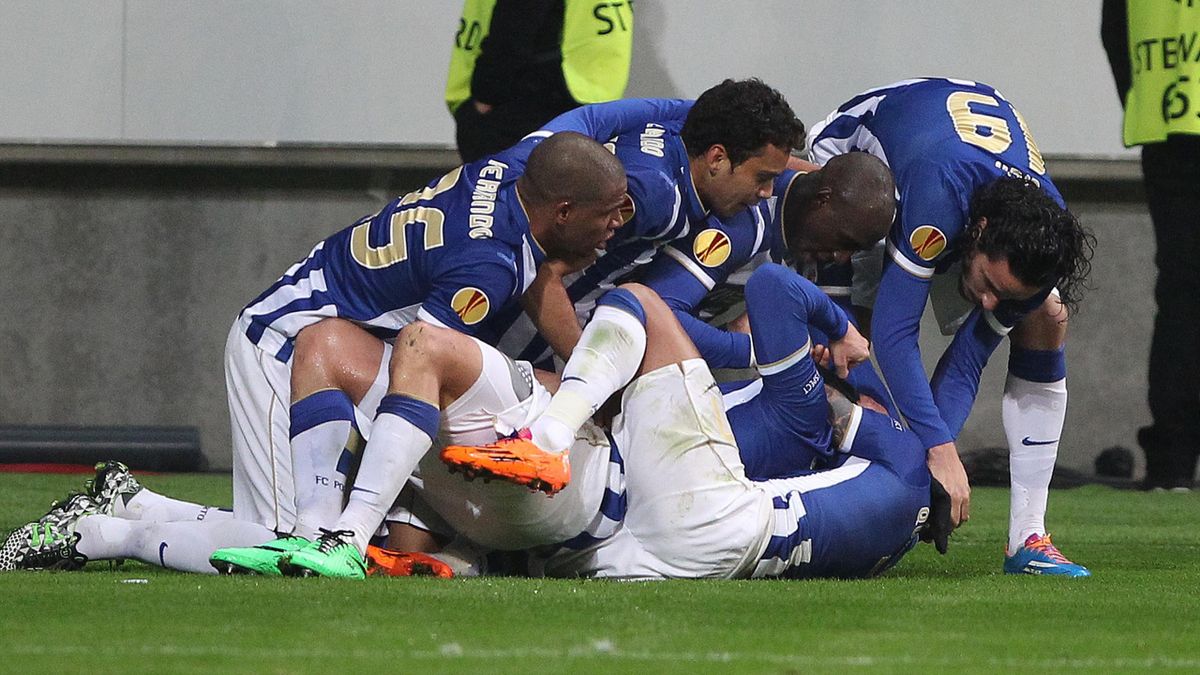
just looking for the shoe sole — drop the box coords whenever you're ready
[210,558,284,576]
[444,461,561,495]
[278,559,363,579]
[277,561,321,578]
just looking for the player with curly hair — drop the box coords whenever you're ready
[808,78,1096,577]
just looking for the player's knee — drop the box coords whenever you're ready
[745,263,801,305]
[392,321,459,369]
[746,262,791,292]
[394,321,445,356]
[612,283,668,324]
[293,318,359,372]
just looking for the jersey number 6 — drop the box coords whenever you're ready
[945,91,1045,175]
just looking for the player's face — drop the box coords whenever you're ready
[799,249,853,266]
[959,250,1040,311]
[789,205,864,266]
[561,181,630,255]
[702,143,789,218]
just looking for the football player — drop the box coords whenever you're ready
[807,78,1095,576]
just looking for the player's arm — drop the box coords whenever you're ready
[539,98,693,140]
[928,286,1052,436]
[642,254,751,368]
[872,251,971,526]
[638,209,763,368]
[521,258,589,361]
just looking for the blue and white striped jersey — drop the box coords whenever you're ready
[237,149,541,363]
[808,77,1065,448]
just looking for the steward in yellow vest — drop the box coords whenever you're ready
[1103,0,1200,490]
[446,0,633,162]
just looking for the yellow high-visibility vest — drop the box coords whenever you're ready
[1123,0,1200,145]
[445,0,632,113]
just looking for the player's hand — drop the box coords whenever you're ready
[919,477,954,554]
[827,323,870,379]
[812,343,830,370]
[473,101,494,115]
[927,442,970,528]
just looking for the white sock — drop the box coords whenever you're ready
[118,489,233,522]
[530,305,646,452]
[73,514,275,574]
[431,538,488,577]
[336,411,434,554]
[1002,375,1067,553]
[291,418,356,539]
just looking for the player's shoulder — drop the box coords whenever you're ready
[615,125,687,185]
[616,131,690,239]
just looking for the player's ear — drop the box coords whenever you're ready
[704,145,728,175]
[813,186,833,206]
[554,200,573,225]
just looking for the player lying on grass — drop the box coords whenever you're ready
[807,78,1096,576]
[231,264,932,580]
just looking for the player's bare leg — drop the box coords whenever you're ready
[1003,292,1088,576]
[282,321,480,578]
[213,318,388,574]
[287,319,388,537]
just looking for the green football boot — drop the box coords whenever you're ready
[279,529,366,579]
[209,536,310,576]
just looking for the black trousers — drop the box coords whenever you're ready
[1140,135,1200,486]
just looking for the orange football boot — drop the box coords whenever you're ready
[365,546,454,578]
[440,429,571,495]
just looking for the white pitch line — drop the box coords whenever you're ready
[7,643,1200,669]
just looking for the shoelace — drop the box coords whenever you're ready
[314,528,355,554]
[1027,535,1071,564]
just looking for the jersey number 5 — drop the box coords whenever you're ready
[350,168,461,269]
[945,92,1045,175]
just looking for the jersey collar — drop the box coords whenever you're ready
[510,184,548,265]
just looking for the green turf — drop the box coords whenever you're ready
[1,472,1198,673]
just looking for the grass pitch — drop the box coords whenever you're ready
[1,472,1198,673]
